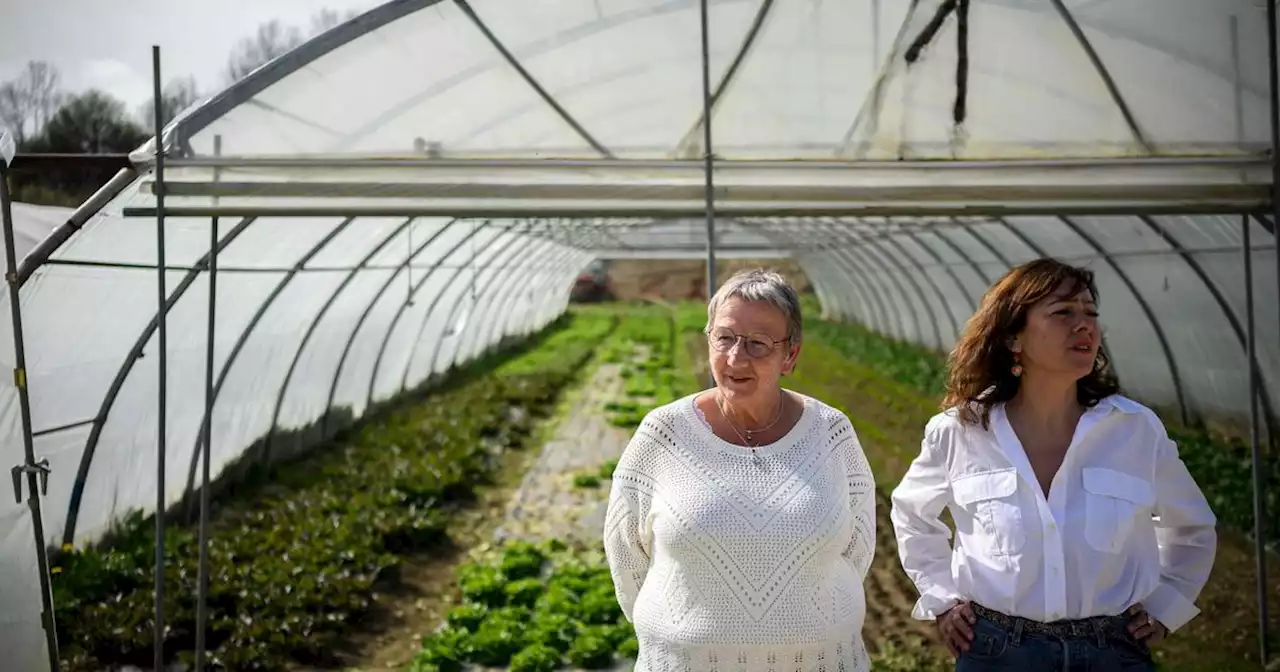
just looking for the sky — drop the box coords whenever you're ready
[0,0,383,113]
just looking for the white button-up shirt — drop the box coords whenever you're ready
[889,394,1217,632]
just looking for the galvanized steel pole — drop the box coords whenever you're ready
[151,44,169,672]
[699,0,718,389]
[1243,213,1268,667]
[1259,0,1278,665]
[699,0,717,302]
[194,133,220,671]
[2,141,62,672]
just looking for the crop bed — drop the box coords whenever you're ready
[51,312,617,671]
[410,541,635,672]
[597,303,687,430]
[44,298,1278,672]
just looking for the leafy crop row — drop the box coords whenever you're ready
[802,318,947,395]
[601,305,689,429]
[1170,427,1280,547]
[52,311,616,671]
[411,540,636,672]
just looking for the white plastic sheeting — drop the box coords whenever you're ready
[0,0,1276,668]
[0,199,589,670]
[778,214,1279,421]
[156,0,1271,160]
[2,202,68,266]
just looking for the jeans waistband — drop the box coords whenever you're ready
[970,602,1132,643]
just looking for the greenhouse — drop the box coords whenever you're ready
[1,0,1277,669]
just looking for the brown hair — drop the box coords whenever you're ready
[942,257,1120,428]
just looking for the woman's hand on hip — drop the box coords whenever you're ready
[936,601,976,658]
[1125,603,1168,645]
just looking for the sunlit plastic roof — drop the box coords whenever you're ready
[154,0,1273,160]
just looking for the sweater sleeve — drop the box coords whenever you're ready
[837,416,877,582]
[603,427,658,623]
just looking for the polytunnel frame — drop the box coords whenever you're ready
[1,0,1279,669]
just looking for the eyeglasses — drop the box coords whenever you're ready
[706,327,789,358]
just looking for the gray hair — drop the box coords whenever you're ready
[705,268,803,345]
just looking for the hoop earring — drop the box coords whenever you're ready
[1011,353,1023,378]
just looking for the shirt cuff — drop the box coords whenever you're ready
[1143,581,1200,633]
[910,584,964,621]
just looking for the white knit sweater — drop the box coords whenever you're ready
[604,392,877,672]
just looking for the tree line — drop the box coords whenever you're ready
[1,8,356,207]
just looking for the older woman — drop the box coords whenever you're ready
[603,268,877,672]
[890,258,1217,671]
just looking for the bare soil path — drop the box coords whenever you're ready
[317,360,632,672]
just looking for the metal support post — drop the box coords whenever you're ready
[194,132,220,670]
[1261,0,1279,665]
[699,0,717,302]
[2,141,61,670]
[150,44,169,670]
[699,0,718,389]
[1243,213,1270,667]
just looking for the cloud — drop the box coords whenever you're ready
[73,58,152,107]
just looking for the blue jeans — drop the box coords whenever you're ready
[956,614,1156,671]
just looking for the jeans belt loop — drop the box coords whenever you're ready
[1011,618,1025,647]
[1091,618,1106,648]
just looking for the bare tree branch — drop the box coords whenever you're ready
[25,61,64,132]
[226,19,305,83]
[224,8,363,84]
[138,76,202,130]
[0,60,64,144]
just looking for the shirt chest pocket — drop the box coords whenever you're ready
[952,468,1024,556]
[1082,467,1155,553]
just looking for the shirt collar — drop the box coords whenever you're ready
[1093,394,1144,415]
[988,394,1135,485]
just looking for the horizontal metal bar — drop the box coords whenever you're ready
[143,157,1271,199]
[592,247,792,260]
[9,153,134,170]
[141,180,1269,205]
[32,417,97,438]
[831,240,1279,271]
[589,243,786,253]
[163,155,1267,170]
[39,258,606,274]
[121,201,1267,219]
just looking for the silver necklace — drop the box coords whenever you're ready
[715,392,785,466]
